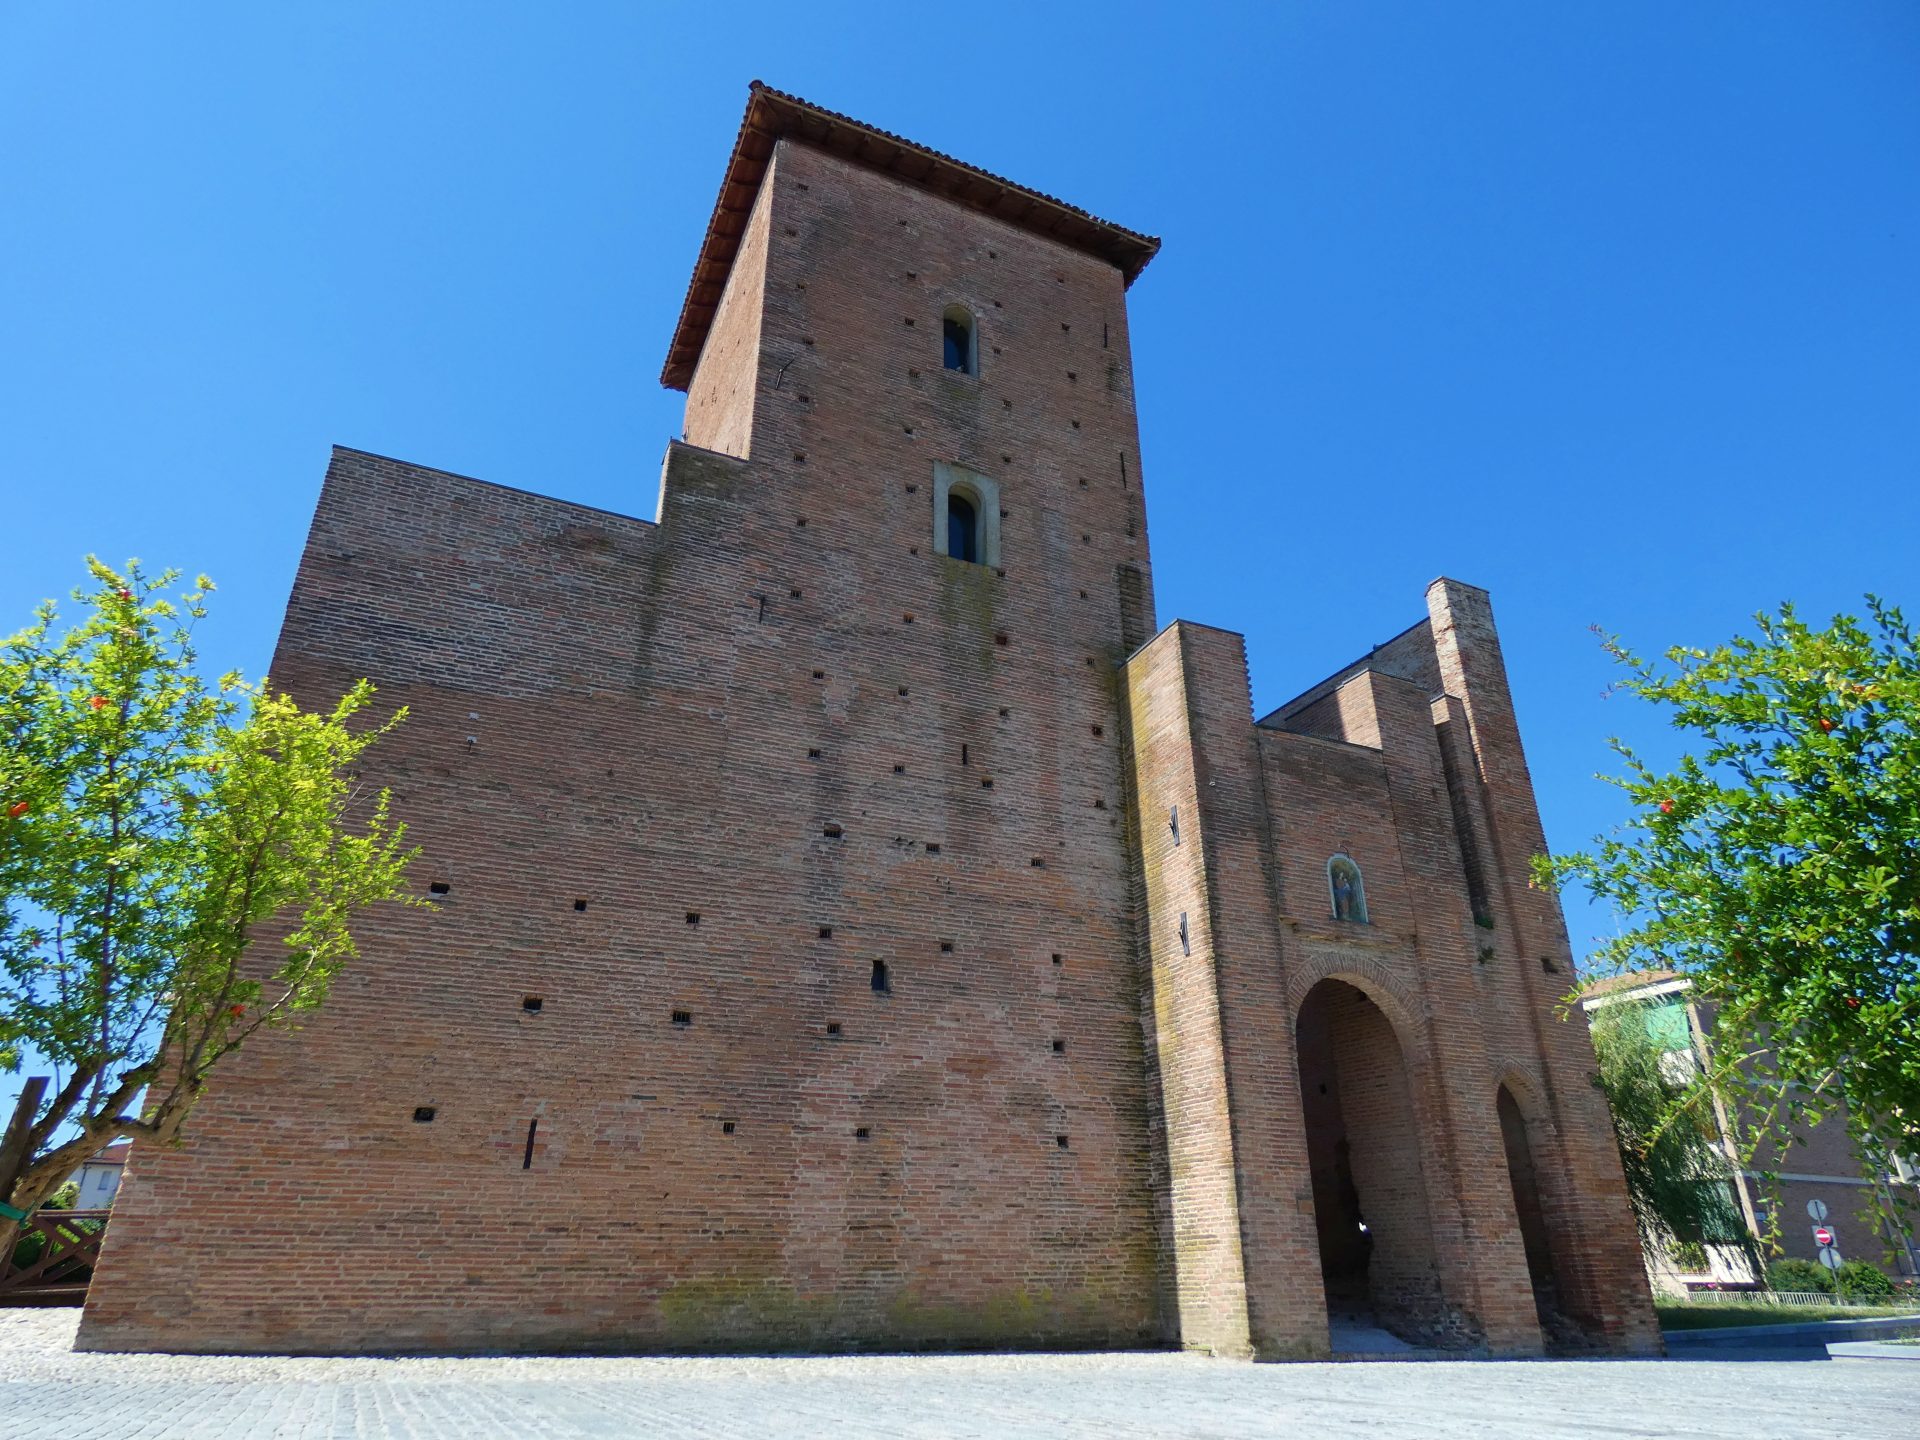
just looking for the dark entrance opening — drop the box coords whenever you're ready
[1296,978,1443,1346]
[1497,1084,1561,1335]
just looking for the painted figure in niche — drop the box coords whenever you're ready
[1329,854,1368,924]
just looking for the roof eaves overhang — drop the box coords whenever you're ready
[660,82,1161,391]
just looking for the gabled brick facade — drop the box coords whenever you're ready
[77,85,1658,1359]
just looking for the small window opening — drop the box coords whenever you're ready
[826,1021,842,1036]
[672,1010,692,1027]
[722,1120,736,1135]
[1051,953,1062,966]
[686,911,700,925]
[819,926,833,939]
[871,959,891,993]
[413,1106,436,1123]
[1056,1134,1070,1149]
[947,491,980,564]
[961,744,969,765]
[522,1117,538,1170]
[939,941,954,954]
[1179,912,1190,956]
[808,747,821,758]
[823,823,843,838]
[943,306,975,373]
[855,1126,871,1140]
[573,898,588,912]
[1052,1039,1065,1053]
[428,881,451,896]
[522,996,543,1013]
[981,778,993,790]
[1541,955,1559,974]
[926,843,941,855]
[1328,855,1369,924]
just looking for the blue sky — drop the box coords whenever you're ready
[3,0,1917,1002]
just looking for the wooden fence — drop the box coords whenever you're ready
[1,1208,109,1302]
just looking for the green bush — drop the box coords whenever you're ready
[9,1228,45,1271]
[1836,1260,1895,1300]
[1767,1257,1835,1294]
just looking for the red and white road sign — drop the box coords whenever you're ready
[1813,1225,1835,1248]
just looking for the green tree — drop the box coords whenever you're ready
[1587,999,1754,1266]
[1538,598,1919,1237]
[0,559,417,1257]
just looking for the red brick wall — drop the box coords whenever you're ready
[80,138,1168,1355]
[77,127,1660,1361]
[683,175,769,460]
[1121,593,1660,1356]
[1424,580,1661,1350]
[1120,624,1255,1356]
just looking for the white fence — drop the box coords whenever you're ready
[1681,1288,1920,1309]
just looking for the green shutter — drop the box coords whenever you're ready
[1645,999,1691,1051]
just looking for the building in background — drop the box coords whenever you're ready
[79,84,1658,1360]
[1583,973,1920,1294]
[72,1144,130,1211]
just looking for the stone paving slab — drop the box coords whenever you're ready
[5,1310,1919,1439]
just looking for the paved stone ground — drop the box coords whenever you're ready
[4,1311,1917,1439]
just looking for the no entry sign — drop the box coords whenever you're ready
[1813,1225,1835,1248]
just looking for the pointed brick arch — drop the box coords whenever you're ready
[1286,952,1428,1040]
[1294,977,1446,1344]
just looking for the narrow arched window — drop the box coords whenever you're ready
[1328,854,1369,924]
[947,491,979,564]
[942,305,975,374]
[871,959,891,993]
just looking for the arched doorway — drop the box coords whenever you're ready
[1496,1083,1561,1335]
[1295,978,1443,1344]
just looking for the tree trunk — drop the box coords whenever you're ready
[0,1077,50,1277]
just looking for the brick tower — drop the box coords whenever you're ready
[78,84,1658,1359]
